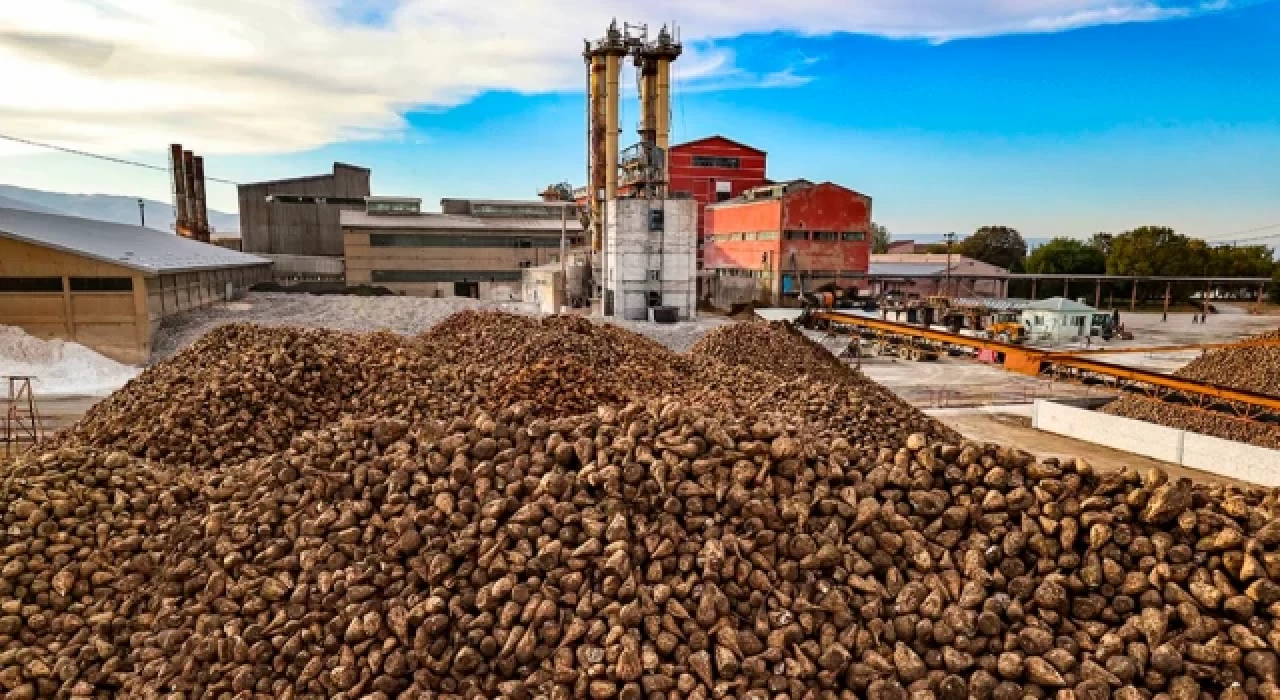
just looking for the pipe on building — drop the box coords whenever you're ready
[589,54,606,251]
[604,52,622,204]
[655,57,672,179]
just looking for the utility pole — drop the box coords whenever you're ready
[943,232,957,298]
[559,202,568,313]
[137,199,145,227]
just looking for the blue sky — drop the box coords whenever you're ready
[1,0,1278,241]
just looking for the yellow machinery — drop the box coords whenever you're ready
[987,312,1027,343]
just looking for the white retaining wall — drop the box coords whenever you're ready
[1032,400,1280,486]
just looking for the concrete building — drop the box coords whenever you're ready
[0,207,270,364]
[603,198,697,321]
[238,163,370,258]
[703,181,872,305]
[870,253,1010,298]
[342,197,583,298]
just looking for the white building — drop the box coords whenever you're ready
[1021,297,1110,344]
[604,198,697,321]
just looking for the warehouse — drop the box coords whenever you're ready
[0,207,270,364]
[342,197,583,298]
[702,180,872,306]
[237,163,370,282]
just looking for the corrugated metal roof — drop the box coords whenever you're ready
[341,211,584,232]
[949,297,1033,311]
[1024,296,1097,312]
[868,262,948,276]
[0,207,270,275]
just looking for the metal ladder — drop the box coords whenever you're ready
[2,376,43,457]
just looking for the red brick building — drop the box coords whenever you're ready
[663,136,768,268]
[704,180,872,303]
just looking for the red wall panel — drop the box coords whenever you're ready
[667,137,769,267]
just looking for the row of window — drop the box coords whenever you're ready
[784,231,867,242]
[709,231,867,243]
[369,234,583,248]
[691,156,740,169]
[715,268,771,279]
[371,270,524,284]
[708,232,780,242]
[472,204,577,219]
[0,277,133,293]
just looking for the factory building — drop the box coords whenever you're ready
[703,180,872,305]
[665,136,768,268]
[870,253,1010,298]
[237,163,370,273]
[342,197,583,299]
[0,207,270,364]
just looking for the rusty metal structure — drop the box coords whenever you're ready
[2,376,42,456]
[169,143,210,242]
[802,309,1280,421]
[583,20,682,251]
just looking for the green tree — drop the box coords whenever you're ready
[957,226,1027,271]
[1107,226,1211,303]
[871,223,891,254]
[1024,237,1107,298]
[1208,244,1275,278]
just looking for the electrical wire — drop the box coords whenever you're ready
[0,133,241,186]
[1198,221,1280,243]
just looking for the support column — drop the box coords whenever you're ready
[1094,279,1102,310]
[1030,278,1037,300]
[1130,281,1137,311]
[60,275,74,338]
[1163,282,1172,317]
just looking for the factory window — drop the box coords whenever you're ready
[649,209,664,231]
[0,277,63,292]
[784,230,808,241]
[692,156,740,169]
[516,239,533,249]
[367,200,421,215]
[648,270,661,281]
[369,234,563,248]
[70,277,133,292]
[372,270,523,283]
[758,231,779,241]
[812,232,838,242]
[842,232,866,241]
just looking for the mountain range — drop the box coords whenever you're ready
[0,184,239,235]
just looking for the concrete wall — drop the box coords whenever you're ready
[605,199,697,321]
[258,254,345,281]
[239,164,370,256]
[1032,400,1280,486]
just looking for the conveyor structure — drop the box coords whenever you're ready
[802,310,1280,421]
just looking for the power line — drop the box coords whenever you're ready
[0,133,240,186]
[1200,221,1280,242]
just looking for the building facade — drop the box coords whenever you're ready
[703,181,872,304]
[342,198,583,299]
[0,208,270,364]
[666,136,768,269]
[237,163,371,257]
[604,198,697,321]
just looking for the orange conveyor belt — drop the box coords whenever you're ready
[809,310,1280,414]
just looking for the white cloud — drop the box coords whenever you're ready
[0,0,1223,155]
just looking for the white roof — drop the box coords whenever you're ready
[1023,296,1097,312]
[0,207,270,275]
[341,211,584,232]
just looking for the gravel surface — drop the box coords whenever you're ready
[151,292,729,360]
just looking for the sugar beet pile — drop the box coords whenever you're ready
[1105,330,1280,449]
[4,313,1280,699]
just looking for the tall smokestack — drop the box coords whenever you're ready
[191,156,209,242]
[170,144,189,236]
[181,150,198,240]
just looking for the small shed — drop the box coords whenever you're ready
[0,207,272,364]
[1021,297,1103,344]
[522,264,565,314]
